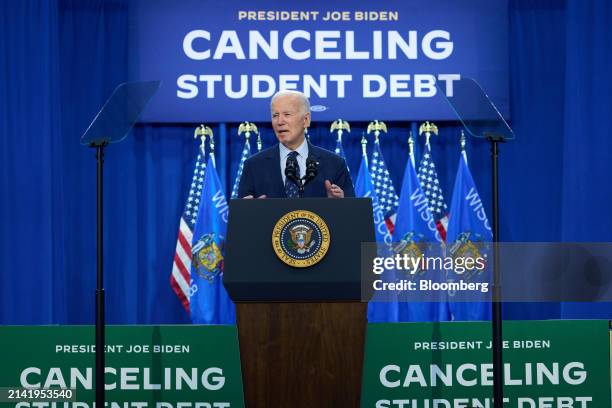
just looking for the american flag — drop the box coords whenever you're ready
[170,152,207,312]
[417,143,449,240]
[230,138,251,199]
[370,141,399,232]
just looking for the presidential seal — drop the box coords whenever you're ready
[192,232,224,282]
[272,210,330,268]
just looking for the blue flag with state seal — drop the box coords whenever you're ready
[446,151,492,321]
[190,156,236,324]
[393,151,450,322]
[355,154,397,322]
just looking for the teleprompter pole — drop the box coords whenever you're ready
[490,138,503,408]
[94,143,106,407]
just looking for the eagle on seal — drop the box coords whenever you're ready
[290,224,315,254]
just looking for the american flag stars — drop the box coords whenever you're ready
[418,145,448,225]
[370,143,399,218]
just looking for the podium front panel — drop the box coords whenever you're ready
[224,198,375,302]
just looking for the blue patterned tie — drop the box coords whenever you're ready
[284,151,300,198]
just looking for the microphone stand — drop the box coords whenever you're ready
[285,158,302,196]
[286,157,318,198]
[299,158,318,196]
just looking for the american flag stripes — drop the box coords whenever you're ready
[170,153,207,312]
[417,143,449,240]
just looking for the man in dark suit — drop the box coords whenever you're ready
[237,90,354,199]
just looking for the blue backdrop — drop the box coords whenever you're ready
[1,0,610,324]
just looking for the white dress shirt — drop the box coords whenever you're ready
[279,140,309,184]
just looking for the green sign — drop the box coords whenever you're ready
[0,325,244,407]
[361,320,610,407]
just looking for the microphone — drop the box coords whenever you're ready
[285,153,300,186]
[303,157,318,186]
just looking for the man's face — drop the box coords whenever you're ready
[271,95,311,149]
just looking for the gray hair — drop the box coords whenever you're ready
[270,90,311,115]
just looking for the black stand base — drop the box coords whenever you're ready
[95,288,105,404]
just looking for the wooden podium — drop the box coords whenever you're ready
[224,198,375,407]
[236,302,366,407]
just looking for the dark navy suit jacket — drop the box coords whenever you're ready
[237,143,355,198]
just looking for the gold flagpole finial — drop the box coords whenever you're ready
[238,121,259,142]
[199,125,215,166]
[330,119,351,142]
[366,120,388,143]
[194,124,213,156]
[419,121,439,146]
